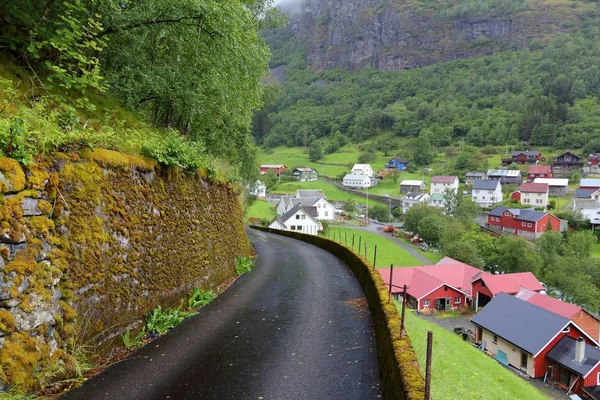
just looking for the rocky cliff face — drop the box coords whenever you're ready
[286,0,581,71]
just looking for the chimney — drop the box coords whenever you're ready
[575,337,586,364]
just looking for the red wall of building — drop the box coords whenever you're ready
[584,363,600,387]
[580,186,600,191]
[472,279,494,302]
[533,323,595,378]
[488,212,560,234]
[418,285,469,310]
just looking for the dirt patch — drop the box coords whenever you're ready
[344,297,369,320]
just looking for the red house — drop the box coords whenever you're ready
[502,150,541,166]
[472,294,600,397]
[589,154,600,166]
[259,164,287,176]
[379,257,546,312]
[471,272,544,309]
[527,165,553,181]
[487,206,561,239]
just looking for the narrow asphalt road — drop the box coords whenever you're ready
[346,223,433,265]
[63,229,382,400]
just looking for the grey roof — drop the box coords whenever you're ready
[296,189,325,199]
[512,150,540,157]
[471,293,570,355]
[403,192,426,200]
[488,206,548,222]
[576,189,596,199]
[466,172,485,177]
[487,169,521,177]
[343,173,369,181]
[547,336,600,377]
[473,179,500,190]
[291,198,319,207]
[574,199,600,210]
[581,179,600,187]
[280,204,317,222]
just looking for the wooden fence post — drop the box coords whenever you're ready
[425,331,433,400]
[388,264,394,303]
[373,245,377,269]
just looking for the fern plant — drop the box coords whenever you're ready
[188,288,217,309]
[145,303,196,335]
[234,256,254,275]
[121,327,146,349]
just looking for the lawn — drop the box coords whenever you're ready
[326,226,423,267]
[403,310,549,400]
[592,242,600,259]
[271,179,385,206]
[245,199,277,222]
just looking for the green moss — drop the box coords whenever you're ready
[25,165,49,191]
[0,332,51,391]
[81,148,157,171]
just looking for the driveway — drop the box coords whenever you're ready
[62,229,382,400]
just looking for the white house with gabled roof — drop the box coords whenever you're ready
[351,164,374,177]
[268,204,323,235]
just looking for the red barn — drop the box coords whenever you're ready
[471,272,544,309]
[527,165,553,181]
[472,293,599,394]
[589,154,600,166]
[487,206,561,239]
[259,164,287,176]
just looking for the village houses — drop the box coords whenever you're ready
[511,182,549,209]
[471,179,503,207]
[268,204,323,235]
[430,176,459,195]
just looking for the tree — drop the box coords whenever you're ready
[417,214,447,245]
[566,231,597,258]
[444,188,460,216]
[391,169,400,183]
[487,236,543,275]
[443,240,485,269]
[404,204,440,234]
[343,198,356,214]
[411,131,434,166]
[309,141,323,161]
[369,204,389,221]
[537,230,565,267]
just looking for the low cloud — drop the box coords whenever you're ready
[273,0,304,14]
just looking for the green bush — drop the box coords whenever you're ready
[145,303,196,335]
[141,134,207,171]
[234,256,255,275]
[188,288,217,309]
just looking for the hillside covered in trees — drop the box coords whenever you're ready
[0,0,279,180]
[254,1,600,161]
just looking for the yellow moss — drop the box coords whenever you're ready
[0,332,51,391]
[37,199,52,215]
[25,165,49,190]
[0,158,25,193]
[0,309,16,334]
[81,148,157,171]
[28,216,55,238]
[5,259,38,275]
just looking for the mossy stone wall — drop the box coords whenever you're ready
[0,151,249,390]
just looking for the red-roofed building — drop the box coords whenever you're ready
[379,257,545,312]
[518,182,549,209]
[471,272,545,310]
[527,165,553,181]
[515,288,600,342]
[259,164,287,176]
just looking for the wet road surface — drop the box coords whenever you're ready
[63,229,382,400]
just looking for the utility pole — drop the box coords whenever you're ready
[366,186,369,223]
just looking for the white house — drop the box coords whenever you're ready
[429,193,445,208]
[268,204,323,235]
[573,199,600,225]
[430,176,459,195]
[401,192,430,214]
[277,195,336,221]
[351,164,374,178]
[343,173,371,188]
[519,182,549,209]
[248,180,266,199]
[472,179,503,207]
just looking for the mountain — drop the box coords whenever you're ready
[278,0,590,71]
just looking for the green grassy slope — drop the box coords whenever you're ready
[404,310,549,400]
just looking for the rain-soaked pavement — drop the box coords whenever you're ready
[63,229,382,400]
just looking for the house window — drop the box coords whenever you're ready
[522,222,527,227]
[524,199,530,203]
[325,211,329,217]
[504,212,511,216]
[493,335,498,344]
[454,297,461,304]
[423,299,430,309]
[527,223,532,228]
[301,215,306,220]
[296,215,300,220]
[291,226,296,231]
[521,353,528,370]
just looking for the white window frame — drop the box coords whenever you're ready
[522,222,527,227]
[423,299,430,309]
[527,223,532,228]
[454,297,461,304]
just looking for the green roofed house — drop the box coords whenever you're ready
[429,193,445,209]
[292,167,318,182]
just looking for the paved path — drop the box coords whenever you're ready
[63,229,381,400]
[343,223,433,265]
